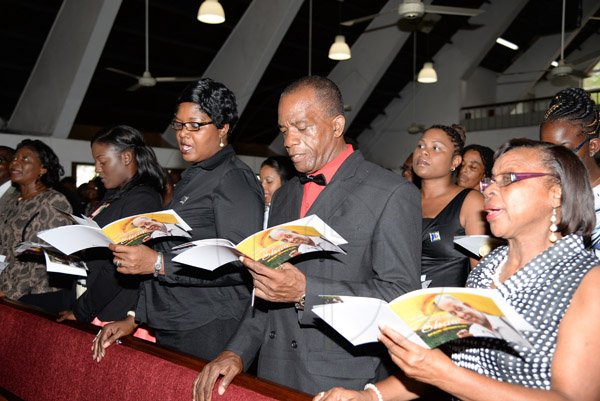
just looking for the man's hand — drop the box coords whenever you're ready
[240,257,306,303]
[108,243,158,275]
[56,310,77,322]
[193,351,243,401]
[91,316,137,362]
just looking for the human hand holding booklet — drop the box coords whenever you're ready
[172,214,347,270]
[37,209,192,255]
[312,287,535,349]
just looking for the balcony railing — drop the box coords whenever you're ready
[460,89,600,131]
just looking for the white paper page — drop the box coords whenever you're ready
[0,255,6,274]
[172,240,240,270]
[44,251,87,277]
[38,225,112,255]
[454,235,506,257]
[312,297,426,347]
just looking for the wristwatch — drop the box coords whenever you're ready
[294,294,306,311]
[153,252,163,277]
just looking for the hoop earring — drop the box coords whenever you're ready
[549,208,558,243]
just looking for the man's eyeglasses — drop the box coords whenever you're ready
[171,120,214,131]
[570,136,589,154]
[479,172,554,192]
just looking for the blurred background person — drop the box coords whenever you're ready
[0,139,73,312]
[400,152,420,188]
[457,144,494,190]
[57,125,164,332]
[0,146,15,209]
[259,155,296,228]
[57,176,86,216]
[83,176,106,217]
[92,78,263,361]
[540,87,600,251]
[315,138,600,401]
[413,124,487,288]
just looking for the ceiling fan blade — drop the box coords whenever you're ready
[363,21,401,33]
[106,67,140,80]
[340,9,396,27]
[424,5,483,17]
[570,69,590,79]
[155,76,203,83]
[500,69,547,76]
[126,83,142,92]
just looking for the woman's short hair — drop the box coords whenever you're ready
[91,125,165,194]
[175,78,239,141]
[495,138,595,237]
[260,156,297,184]
[16,139,64,188]
[425,124,466,156]
[462,144,495,178]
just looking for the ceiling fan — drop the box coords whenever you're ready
[106,0,202,91]
[500,0,595,85]
[341,0,483,28]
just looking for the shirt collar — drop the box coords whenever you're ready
[311,144,354,184]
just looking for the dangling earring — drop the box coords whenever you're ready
[549,208,558,243]
[219,137,225,148]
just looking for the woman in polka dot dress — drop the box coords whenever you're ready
[314,138,600,401]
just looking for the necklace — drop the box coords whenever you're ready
[491,256,508,288]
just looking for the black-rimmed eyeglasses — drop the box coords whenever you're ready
[171,120,214,131]
[479,172,554,193]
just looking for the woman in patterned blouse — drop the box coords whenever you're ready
[315,138,600,401]
[0,139,73,312]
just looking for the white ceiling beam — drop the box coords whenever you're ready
[8,0,122,138]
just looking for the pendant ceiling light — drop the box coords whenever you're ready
[197,0,225,24]
[417,62,437,83]
[328,35,351,60]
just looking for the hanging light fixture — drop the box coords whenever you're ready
[197,0,225,24]
[417,62,437,83]
[329,0,351,61]
[328,35,351,60]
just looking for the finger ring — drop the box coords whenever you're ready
[114,260,121,267]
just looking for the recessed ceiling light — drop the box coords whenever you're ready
[496,37,519,51]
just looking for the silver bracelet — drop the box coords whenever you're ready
[364,383,383,401]
[153,252,163,277]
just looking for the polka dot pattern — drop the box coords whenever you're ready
[449,234,597,390]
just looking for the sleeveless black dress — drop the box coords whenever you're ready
[421,189,472,287]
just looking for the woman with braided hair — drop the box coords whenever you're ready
[540,87,600,250]
[412,124,487,288]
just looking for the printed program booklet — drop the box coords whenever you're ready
[312,287,534,349]
[172,214,347,270]
[454,235,506,258]
[14,241,87,277]
[37,209,192,255]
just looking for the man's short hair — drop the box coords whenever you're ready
[281,75,344,118]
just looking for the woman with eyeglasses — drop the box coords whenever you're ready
[412,124,487,288]
[315,138,600,401]
[540,87,600,251]
[92,78,263,362]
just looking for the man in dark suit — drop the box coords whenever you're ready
[193,76,422,400]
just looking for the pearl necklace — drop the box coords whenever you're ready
[491,256,508,288]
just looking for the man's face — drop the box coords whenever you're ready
[278,87,342,174]
[273,229,312,245]
[438,298,486,325]
[0,148,12,184]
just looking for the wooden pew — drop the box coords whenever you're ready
[0,299,312,401]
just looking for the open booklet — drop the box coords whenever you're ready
[37,209,192,255]
[454,235,506,258]
[312,287,535,349]
[172,214,347,270]
[14,241,87,277]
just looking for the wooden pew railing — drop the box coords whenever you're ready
[0,298,312,401]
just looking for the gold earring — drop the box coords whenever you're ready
[450,167,455,172]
